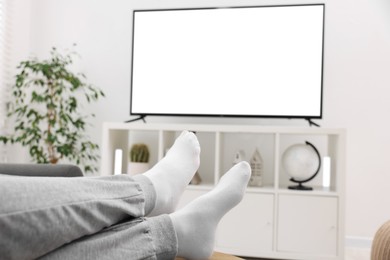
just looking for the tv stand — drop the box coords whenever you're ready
[100,122,346,260]
[306,118,320,127]
[124,115,147,123]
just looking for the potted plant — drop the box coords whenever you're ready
[127,143,150,175]
[0,47,105,174]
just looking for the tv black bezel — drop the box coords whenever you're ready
[130,3,325,120]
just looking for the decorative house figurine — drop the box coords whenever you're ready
[233,150,246,165]
[249,148,264,187]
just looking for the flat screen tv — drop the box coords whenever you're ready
[130,4,325,120]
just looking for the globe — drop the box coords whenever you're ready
[282,142,321,190]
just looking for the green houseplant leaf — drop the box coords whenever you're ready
[0,47,105,174]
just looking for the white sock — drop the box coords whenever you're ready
[144,131,200,216]
[170,161,251,260]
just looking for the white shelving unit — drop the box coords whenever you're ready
[101,122,346,260]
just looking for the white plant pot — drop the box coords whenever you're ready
[127,162,150,175]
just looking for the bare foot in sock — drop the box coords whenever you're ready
[144,131,200,216]
[170,161,251,260]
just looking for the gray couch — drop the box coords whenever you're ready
[0,163,84,177]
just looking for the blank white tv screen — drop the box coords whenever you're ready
[131,4,324,118]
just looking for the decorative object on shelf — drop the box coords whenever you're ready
[282,141,321,190]
[0,46,105,174]
[249,148,264,187]
[190,171,202,185]
[128,143,150,175]
[232,150,246,165]
[114,149,123,175]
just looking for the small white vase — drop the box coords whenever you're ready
[127,162,150,175]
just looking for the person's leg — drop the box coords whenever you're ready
[0,131,200,259]
[171,161,251,259]
[39,215,177,260]
[0,174,147,260]
[143,130,200,216]
[38,162,250,260]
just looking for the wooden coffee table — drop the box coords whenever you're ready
[175,251,244,260]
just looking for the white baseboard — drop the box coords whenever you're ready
[345,236,373,249]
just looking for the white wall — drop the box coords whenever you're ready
[5,0,34,161]
[8,0,390,241]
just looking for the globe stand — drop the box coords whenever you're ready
[288,180,314,190]
[286,141,321,191]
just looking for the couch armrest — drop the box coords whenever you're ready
[0,164,84,177]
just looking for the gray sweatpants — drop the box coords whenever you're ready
[0,174,178,260]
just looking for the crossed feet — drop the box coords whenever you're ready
[143,131,251,260]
